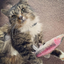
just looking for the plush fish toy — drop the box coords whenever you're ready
[33,34,64,57]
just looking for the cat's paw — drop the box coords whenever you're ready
[60,53,64,61]
[32,43,43,54]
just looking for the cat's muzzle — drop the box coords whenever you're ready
[18,16,23,20]
[18,16,26,23]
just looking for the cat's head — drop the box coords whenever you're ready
[1,0,36,29]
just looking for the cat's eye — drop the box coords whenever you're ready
[11,15,17,18]
[21,8,26,12]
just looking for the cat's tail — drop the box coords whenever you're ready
[51,49,64,61]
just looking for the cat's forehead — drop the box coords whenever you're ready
[8,3,29,16]
[9,6,20,15]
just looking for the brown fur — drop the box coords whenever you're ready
[1,0,43,64]
[1,0,64,63]
[1,55,24,64]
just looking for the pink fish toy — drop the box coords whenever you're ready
[33,34,64,57]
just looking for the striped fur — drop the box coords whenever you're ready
[1,0,43,64]
[1,0,64,64]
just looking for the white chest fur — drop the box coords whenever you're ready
[19,16,42,41]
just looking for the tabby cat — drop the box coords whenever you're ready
[1,0,64,64]
[1,0,43,64]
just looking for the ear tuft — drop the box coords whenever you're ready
[1,9,8,16]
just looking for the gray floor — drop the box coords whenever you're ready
[0,0,64,64]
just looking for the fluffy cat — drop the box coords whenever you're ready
[1,0,64,64]
[1,0,43,64]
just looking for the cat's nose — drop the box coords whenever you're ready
[18,16,23,20]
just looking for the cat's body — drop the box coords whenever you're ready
[1,0,64,64]
[0,23,43,64]
[0,0,43,64]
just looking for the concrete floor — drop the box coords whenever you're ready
[0,0,64,64]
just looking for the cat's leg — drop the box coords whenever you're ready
[0,34,10,64]
[51,48,64,61]
[0,24,11,53]
[32,31,44,47]
[37,31,51,58]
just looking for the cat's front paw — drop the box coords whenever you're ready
[32,43,43,54]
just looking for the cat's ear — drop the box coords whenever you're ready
[1,9,8,16]
[1,4,12,16]
[6,4,12,9]
[20,0,28,3]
